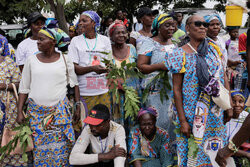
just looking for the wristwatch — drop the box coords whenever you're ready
[228,140,239,154]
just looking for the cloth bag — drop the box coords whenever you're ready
[1,83,34,155]
[211,60,232,110]
[212,81,232,110]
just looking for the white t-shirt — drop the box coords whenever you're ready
[68,34,112,96]
[15,38,40,66]
[226,110,249,140]
[69,121,126,166]
[19,53,78,106]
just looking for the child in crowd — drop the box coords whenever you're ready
[226,27,240,62]
[226,90,250,166]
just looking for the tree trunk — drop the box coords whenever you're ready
[54,3,69,34]
[45,0,69,34]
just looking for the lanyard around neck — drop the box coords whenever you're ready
[99,136,108,153]
[83,33,97,51]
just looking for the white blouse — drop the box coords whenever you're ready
[19,53,78,106]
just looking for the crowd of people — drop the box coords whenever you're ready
[0,4,249,167]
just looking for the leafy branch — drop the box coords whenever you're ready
[173,121,199,158]
[142,71,171,104]
[0,117,32,162]
[103,58,144,120]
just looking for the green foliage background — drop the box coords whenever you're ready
[0,0,227,25]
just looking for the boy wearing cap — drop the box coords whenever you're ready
[69,104,127,167]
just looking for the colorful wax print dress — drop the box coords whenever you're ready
[111,44,140,130]
[165,43,227,167]
[0,57,25,166]
[128,125,173,167]
[27,98,75,167]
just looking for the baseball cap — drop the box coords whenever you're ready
[137,7,159,19]
[27,12,46,26]
[83,104,110,126]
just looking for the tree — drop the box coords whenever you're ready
[0,0,44,24]
[0,0,227,31]
[44,0,69,33]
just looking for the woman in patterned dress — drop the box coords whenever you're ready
[128,107,173,167]
[165,15,233,167]
[16,27,80,166]
[0,35,25,166]
[108,20,139,131]
[137,13,176,145]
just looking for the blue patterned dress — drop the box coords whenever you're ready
[27,98,75,167]
[138,38,176,143]
[165,44,227,167]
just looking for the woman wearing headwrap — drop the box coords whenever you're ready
[17,27,80,166]
[165,15,232,166]
[128,107,173,167]
[225,90,249,167]
[16,12,46,71]
[68,11,112,118]
[137,13,176,146]
[204,14,228,69]
[108,20,139,130]
[68,24,76,39]
[0,35,23,166]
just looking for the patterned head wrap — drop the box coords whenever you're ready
[108,20,125,37]
[152,13,172,36]
[45,19,59,28]
[231,89,246,101]
[81,11,101,32]
[138,107,158,119]
[204,13,222,24]
[39,27,70,49]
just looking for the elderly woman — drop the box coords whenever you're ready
[0,35,23,166]
[108,20,139,128]
[17,27,80,166]
[128,107,173,167]
[204,14,232,69]
[165,15,232,166]
[68,11,112,116]
[129,7,156,52]
[137,13,176,141]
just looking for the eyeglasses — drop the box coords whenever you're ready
[191,21,209,28]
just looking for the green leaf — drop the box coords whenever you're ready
[22,153,28,162]
[121,60,126,68]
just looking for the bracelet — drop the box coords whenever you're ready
[228,140,239,154]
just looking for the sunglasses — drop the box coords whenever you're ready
[191,21,209,28]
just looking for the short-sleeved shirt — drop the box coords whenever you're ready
[130,31,149,53]
[68,34,112,96]
[15,38,39,65]
[19,53,78,106]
